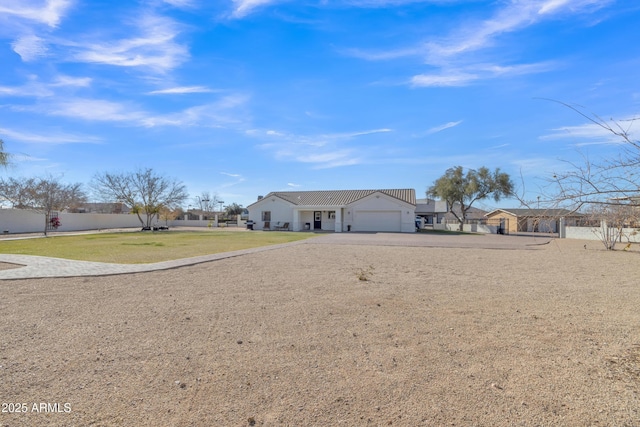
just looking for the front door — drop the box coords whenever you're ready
[314,211,322,230]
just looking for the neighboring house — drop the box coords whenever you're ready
[415,198,487,225]
[485,208,582,233]
[443,205,488,223]
[247,189,416,233]
[70,202,130,214]
[415,198,448,225]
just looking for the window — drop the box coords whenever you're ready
[261,211,271,221]
[328,211,336,219]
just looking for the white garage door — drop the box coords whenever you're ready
[354,210,401,232]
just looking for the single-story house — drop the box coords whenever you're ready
[247,189,416,233]
[485,208,583,233]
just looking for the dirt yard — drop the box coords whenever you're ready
[1,236,639,426]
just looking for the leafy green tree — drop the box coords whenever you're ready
[224,202,244,217]
[428,166,514,230]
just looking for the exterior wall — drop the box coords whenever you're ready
[0,209,44,233]
[0,209,148,234]
[299,211,315,230]
[347,193,415,233]
[564,225,640,242]
[59,212,145,231]
[486,212,518,234]
[247,197,294,230]
[434,222,496,233]
[463,223,496,234]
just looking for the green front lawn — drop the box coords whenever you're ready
[0,231,313,264]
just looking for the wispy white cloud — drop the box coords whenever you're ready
[11,34,48,61]
[141,94,250,127]
[0,126,101,144]
[540,121,636,146]
[0,74,91,98]
[147,86,215,95]
[218,172,246,188]
[347,128,393,137]
[0,0,73,27]
[287,182,301,188]
[538,112,640,149]
[162,0,196,7]
[344,0,610,87]
[423,0,612,62]
[426,120,462,134]
[23,93,249,129]
[0,77,53,97]
[411,72,478,87]
[411,61,556,87]
[45,98,147,122]
[341,0,446,6]
[68,13,189,73]
[50,75,92,87]
[477,62,557,76]
[254,127,391,168]
[294,150,362,169]
[230,0,284,18]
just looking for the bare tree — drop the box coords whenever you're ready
[583,203,639,250]
[158,206,183,226]
[0,138,10,167]
[195,191,219,214]
[543,100,640,211]
[0,175,87,235]
[540,101,640,249]
[92,168,189,228]
[0,177,37,208]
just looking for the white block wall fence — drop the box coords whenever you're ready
[0,209,241,234]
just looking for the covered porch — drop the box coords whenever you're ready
[292,207,345,232]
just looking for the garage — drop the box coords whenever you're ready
[354,210,401,232]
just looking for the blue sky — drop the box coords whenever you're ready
[1,0,639,210]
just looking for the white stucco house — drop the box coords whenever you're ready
[247,189,417,233]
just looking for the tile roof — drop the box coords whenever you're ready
[486,208,582,217]
[250,189,416,207]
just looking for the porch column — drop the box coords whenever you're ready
[293,209,301,231]
[335,208,343,233]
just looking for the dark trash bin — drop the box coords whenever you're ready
[305,223,310,230]
[246,220,254,230]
